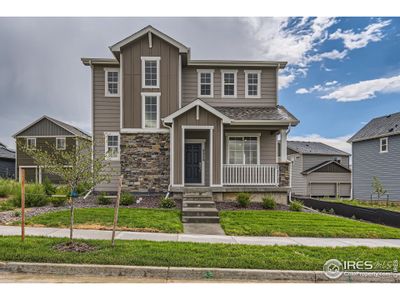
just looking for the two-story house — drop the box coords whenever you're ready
[287,141,351,197]
[348,112,400,201]
[82,25,299,205]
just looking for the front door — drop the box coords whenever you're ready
[185,143,202,184]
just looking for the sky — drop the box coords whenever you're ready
[0,17,399,153]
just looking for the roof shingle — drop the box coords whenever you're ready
[287,141,350,156]
[0,143,15,160]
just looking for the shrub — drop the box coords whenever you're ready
[262,195,276,209]
[289,200,303,212]
[42,177,56,196]
[0,199,15,212]
[56,185,71,197]
[14,210,21,217]
[76,181,92,195]
[50,196,67,207]
[11,184,48,207]
[0,179,19,198]
[328,208,335,215]
[97,192,112,205]
[120,192,134,206]
[236,192,251,208]
[160,197,176,209]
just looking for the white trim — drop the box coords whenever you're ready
[18,166,38,183]
[56,137,66,150]
[178,54,182,108]
[225,133,261,165]
[210,128,215,186]
[185,139,206,185]
[104,67,120,97]
[141,56,161,89]
[162,99,231,124]
[196,105,200,120]
[220,120,224,186]
[104,132,120,161]
[221,69,237,98]
[230,120,298,126]
[197,69,214,98]
[279,129,288,162]
[170,123,174,186]
[148,31,152,48]
[244,70,261,99]
[380,137,388,153]
[26,137,36,149]
[16,135,74,138]
[120,53,123,130]
[141,92,161,129]
[120,128,168,134]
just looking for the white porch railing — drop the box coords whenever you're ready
[223,164,279,186]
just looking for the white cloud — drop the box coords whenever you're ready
[295,84,329,94]
[329,19,391,50]
[289,134,353,154]
[296,88,309,94]
[325,80,338,86]
[307,49,348,63]
[278,73,295,90]
[321,74,400,101]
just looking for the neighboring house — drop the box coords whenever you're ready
[81,25,299,204]
[287,141,351,197]
[0,142,15,179]
[13,115,91,183]
[348,112,400,201]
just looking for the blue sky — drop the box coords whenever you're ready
[0,17,399,153]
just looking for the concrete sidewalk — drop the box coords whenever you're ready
[1,225,400,248]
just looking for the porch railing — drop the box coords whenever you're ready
[223,164,279,186]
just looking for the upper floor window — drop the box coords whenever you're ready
[380,137,388,153]
[221,70,237,98]
[197,69,214,98]
[141,57,160,88]
[26,138,36,150]
[56,137,66,150]
[227,135,260,165]
[142,92,160,129]
[105,132,120,160]
[104,68,119,97]
[245,70,261,98]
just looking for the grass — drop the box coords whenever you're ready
[0,236,399,271]
[219,210,400,238]
[322,198,400,213]
[23,207,183,233]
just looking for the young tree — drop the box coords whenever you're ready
[20,138,110,241]
[372,176,386,201]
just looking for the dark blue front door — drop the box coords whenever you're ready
[185,143,202,184]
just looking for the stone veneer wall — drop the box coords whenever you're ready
[120,133,170,193]
[279,162,290,187]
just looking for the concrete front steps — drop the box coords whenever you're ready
[182,191,219,223]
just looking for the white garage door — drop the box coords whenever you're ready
[310,183,336,197]
[338,183,351,197]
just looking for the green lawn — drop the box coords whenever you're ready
[323,198,400,213]
[219,210,400,238]
[23,208,183,233]
[0,236,399,271]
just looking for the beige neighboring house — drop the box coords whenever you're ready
[81,25,299,220]
[287,141,351,198]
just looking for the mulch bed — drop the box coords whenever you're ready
[53,241,98,253]
[216,201,290,211]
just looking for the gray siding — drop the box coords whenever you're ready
[17,118,72,137]
[0,159,15,179]
[303,154,350,170]
[352,135,400,201]
[182,66,277,107]
[93,65,121,192]
[288,153,307,195]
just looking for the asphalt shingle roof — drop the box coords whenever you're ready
[215,105,299,122]
[287,141,350,156]
[0,143,15,160]
[348,112,400,143]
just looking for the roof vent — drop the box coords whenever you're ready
[386,114,392,118]
[389,128,394,132]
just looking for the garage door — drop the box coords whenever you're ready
[310,183,336,197]
[338,183,351,197]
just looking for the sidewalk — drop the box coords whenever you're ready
[1,225,400,248]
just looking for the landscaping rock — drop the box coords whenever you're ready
[216,201,289,211]
[53,242,97,253]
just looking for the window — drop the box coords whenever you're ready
[26,138,36,149]
[104,68,119,97]
[142,92,160,129]
[56,137,66,150]
[334,157,342,164]
[227,136,259,165]
[141,57,160,88]
[105,133,120,160]
[380,137,388,153]
[221,70,237,98]
[245,70,261,98]
[197,69,214,97]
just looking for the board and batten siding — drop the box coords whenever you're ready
[93,64,121,192]
[288,153,307,195]
[181,66,277,107]
[173,106,222,186]
[121,34,179,128]
[302,154,350,170]
[17,118,72,137]
[352,135,400,201]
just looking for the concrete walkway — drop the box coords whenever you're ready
[1,225,400,248]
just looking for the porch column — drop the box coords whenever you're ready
[280,129,287,162]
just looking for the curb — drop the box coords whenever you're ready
[1,262,400,282]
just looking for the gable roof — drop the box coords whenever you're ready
[162,99,232,124]
[0,142,15,160]
[302,160,351,175]
[110,25,190,55]
[13,116,91,140]
[287,141,350,156]
[348,112,400,143]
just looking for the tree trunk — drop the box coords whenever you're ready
[69,196,74,240]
